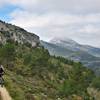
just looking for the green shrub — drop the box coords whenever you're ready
[91,77,100,89]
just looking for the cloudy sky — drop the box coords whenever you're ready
[0,0,100,47]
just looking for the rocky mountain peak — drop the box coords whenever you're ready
[0,20,40,47]
[50,37,79,50]
[50,37,78,45]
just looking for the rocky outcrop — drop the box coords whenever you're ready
[0,87,12,100]
[87,88,100,100]
[0,20,40,47]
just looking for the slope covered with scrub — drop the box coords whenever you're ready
[0,20,100,100]
[0,41,99,100]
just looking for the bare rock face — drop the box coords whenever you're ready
[0,87,12,100]
[0,20,40,47]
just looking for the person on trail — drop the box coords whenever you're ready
[0,65,4,87]
[0,65,4,78]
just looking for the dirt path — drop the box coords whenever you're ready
[0,87,12,100]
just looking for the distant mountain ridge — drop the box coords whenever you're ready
[50,37,100,57]
[41,38,100,75]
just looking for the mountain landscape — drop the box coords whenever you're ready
[0,20,100,100]
[50,37,100,57]
[41,38,100,75]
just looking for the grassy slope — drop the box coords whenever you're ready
[0,42,99,100]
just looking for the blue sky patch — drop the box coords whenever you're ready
[0,5,17,22]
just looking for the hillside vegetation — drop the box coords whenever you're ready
[41,40,100,76]
[0,20,100,100]
[0,40,99,100]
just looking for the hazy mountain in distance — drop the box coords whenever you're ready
[41,38,100,75]
[50,37,100,57]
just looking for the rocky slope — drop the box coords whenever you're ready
[0,87,12,100]
[0,20,40,47]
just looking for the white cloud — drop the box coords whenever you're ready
[78,25,100,33]
[8,0,100,14]
[10,10,100,27]
[1,0,100,13]
[9,9,100,47]
[0,0,9,8]
[1,0,100,47]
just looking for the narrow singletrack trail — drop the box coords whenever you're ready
[0,87,12,100]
